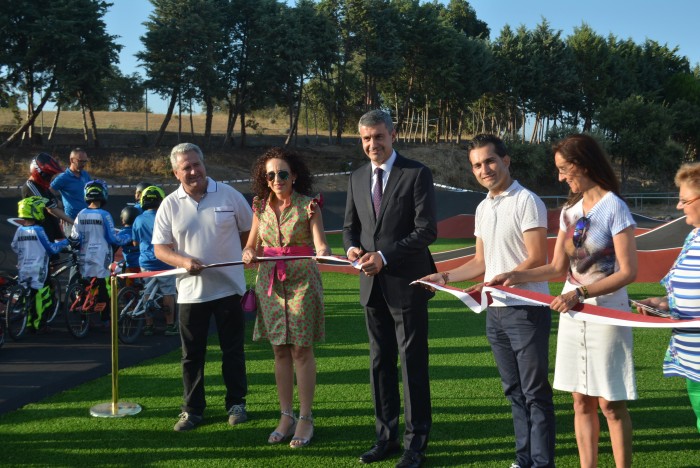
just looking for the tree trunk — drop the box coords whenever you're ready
[153,87,179,147]
[285,75,304,147]
[48,105,61,142]
[80,100,89,144]
[204,96,213,144]
[223,94,239,147]
[240,109,247,147]
[0,80,55,149]
[86,99,100,148]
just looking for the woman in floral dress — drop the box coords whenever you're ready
[242,147,330,448]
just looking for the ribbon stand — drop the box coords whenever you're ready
[90,275,141,417]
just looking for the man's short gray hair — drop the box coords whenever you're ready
[170,143,204,170]
[358,110,393,133]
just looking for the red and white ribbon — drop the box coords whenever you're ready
[412,280,700,329]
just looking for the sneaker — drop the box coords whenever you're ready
[173,412,202,432]
[509,464,522,468]
[227,403,248,426]
[143,325,155,336]
[164,323,179,336]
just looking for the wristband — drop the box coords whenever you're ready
[581,285,589,299]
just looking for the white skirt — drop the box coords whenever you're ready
[553,282,638,401]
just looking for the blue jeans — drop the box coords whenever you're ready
[486,305,555,468]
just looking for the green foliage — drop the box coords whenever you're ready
[597,96,677,189]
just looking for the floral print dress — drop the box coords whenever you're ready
[252,192,325,346]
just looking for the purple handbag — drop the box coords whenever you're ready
[241,288,257,321]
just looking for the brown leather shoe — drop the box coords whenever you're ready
[359,440,401,464]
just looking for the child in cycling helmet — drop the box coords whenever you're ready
[133,181,153,213]
[119,205,141,279]
[70,180,132,319]
[22,152,73,242]
[12,196,69,333]
[132,185,178,336]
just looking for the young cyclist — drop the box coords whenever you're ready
[132,185,178,336]
[133,181,153,213]
[119,206,141,278]
[70,180,132,320]
[11,196,69,333]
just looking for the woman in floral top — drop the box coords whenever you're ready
[242,147,330,448]
[637,162,700,433]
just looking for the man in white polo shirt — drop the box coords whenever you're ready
[152,142,253,432]
[419,134,555,468]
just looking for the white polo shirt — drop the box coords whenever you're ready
[474,180,549,307]
[152,177,253,304]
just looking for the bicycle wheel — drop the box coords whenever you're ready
[44,277,62,324]
[0,271,16,306]
[5,285,28,340]
[117,287,144,344]
[64,282,90,339]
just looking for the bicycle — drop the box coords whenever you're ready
[64,275,113,339]
[116,275,174,344]
[3,279,34,340]
[43,249,80,324]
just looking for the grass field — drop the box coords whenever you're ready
[0,273,698,467]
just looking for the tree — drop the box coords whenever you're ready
[137,0,216,146]
[597,96,677,189]
[0,0,120,148]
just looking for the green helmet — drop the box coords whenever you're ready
[140,185,165,210]
[18,196,48,222]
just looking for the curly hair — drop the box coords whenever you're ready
[553,134,620,207]
[675,162,700,193]
[250,147,314,200]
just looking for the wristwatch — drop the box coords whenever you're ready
[575,288,585,303]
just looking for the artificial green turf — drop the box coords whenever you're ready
[1,275,698,467]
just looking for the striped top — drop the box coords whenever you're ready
[661,228,700,382]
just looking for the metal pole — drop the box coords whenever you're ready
[90,275,141,417]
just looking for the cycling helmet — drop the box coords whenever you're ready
[140,185,165,210]
[120,206,140,226]
[18,196,48,222]
[29,153,62,189]
[84,179,108,205]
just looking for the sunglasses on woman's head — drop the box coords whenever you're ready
[573,216,590,248]
[266,170,290,181]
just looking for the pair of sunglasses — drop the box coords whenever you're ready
[573,216,590,248]
[266,170,290,182]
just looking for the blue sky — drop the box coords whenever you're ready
[105,0,700,114]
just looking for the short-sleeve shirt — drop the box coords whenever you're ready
[50,168,90,219]
[132,209,171,271]
[152,177,253,304]
[559,192,635,286]
[474,180,549,306]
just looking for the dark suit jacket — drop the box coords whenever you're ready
[343,153,438,307]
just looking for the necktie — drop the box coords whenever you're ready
[373,167,383,216]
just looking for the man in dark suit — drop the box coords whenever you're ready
[343,110,437,468]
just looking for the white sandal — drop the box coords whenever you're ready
[268,409,297,444]
[289,413,314,448]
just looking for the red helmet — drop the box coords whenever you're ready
[29,153,62,189]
